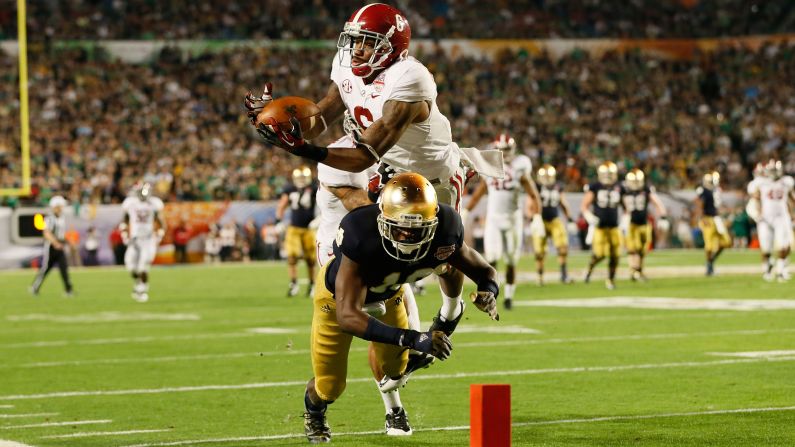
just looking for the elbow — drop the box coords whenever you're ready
[336,309,358,334]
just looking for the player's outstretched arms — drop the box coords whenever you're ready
[335,255,452,360]
[446,243,500,321]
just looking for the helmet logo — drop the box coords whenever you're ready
[395,15,407,32]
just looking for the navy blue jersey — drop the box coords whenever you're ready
[696,186,718,217]
[325,204,464,304]
[585,182,621,228]
[540,184,562,221]
[622,185,653,225]
[282,183,317,228]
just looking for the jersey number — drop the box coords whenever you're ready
[596,189,621,208]
[354,106,374,129]
[624,194,646,212]
[541,188,559,207]
[489,171,515,191]
[767,188,785,200]
[369,268,435,294]
[289,190,313,209]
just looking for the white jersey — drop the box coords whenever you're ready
[122,196,164,239]
[330,51,460,181]
[746,176,767,195]
[751,176,794,219]
[485,154,532,217]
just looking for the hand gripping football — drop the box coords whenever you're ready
[256,96,324,140]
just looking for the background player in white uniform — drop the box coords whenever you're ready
[121,183,166,302]
[245,3,502,408]
[747,160,794,281]
[464,134,540,309]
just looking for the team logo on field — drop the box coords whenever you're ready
[342,79,353,94]
[435,245,456,260]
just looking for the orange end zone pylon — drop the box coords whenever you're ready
[470,384,511,447]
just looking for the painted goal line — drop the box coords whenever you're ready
[2,356,794,401]
[118,405,795,447]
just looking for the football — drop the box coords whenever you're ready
[256,96,324,140]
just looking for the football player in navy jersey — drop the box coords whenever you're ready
[277,166,319,297]
[694,171,731,276]
[581,161,623,289]
[302,173,499,443]
[622,169,668,282]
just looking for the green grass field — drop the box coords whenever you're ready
[1,250,794,446]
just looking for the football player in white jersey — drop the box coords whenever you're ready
[746,160,794,281]
[121,183,166,302]
[464,134,541,309]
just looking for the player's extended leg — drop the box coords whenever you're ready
[551,220,571,283]
[533,232,546,286]
[757,221,774,280]
[125,242,145,301]
[305,268,355,443]
[606,228,621,290]
[585,229,607,283]
[284,227,302,297]
[53,247,74,296]
[369,293,411,436]
[774,219,792,282]
[503,223,522,309]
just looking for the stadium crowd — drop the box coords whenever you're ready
[1,39,794,206]
[1,0,793,40]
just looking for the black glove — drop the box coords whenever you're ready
[403,330,452,360]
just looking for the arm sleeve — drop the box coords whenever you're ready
[386,62,437,102]
[318,163,369,189]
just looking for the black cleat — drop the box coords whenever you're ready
[303,411,331,444]
[503,297,513,310]
[385,407,412,436]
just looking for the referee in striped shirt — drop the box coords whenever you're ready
[30,196,74,297]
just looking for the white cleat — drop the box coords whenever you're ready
[763,272,774,282]
[605,279,616,290]
[778,273,791,283]
[132,292,149,302]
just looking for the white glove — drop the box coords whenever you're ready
[714,216,728,236]
[530,214,546,238]
[619,214,630,235]
[585,225,595,245]
[566,221,578,234]
[745,199,761,223]
[584,211,599,226]
[156,228,166,242]
[274,221,286,235]
[656,217,670,232]
[119,223,130,245]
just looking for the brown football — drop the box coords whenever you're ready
[256,96,324,140]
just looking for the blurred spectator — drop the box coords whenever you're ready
[84,226,100,266]
[471,215,485,253]
[730,206,752,248]
[260,219,280,260]
[204,226,221,264]
[242,218,259,261]
[173,220,191,263]
[219,221,237,262]
[109,225,126,265]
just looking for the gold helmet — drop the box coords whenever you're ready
[597,161,618,185]
[625,168,645,191]
[702,171,720,190]
[537,164,557,187]
[765,159,783,179]
[377,172,439,262]
[292,166,312,188]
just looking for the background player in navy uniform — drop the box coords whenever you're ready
[277,166,319,297]
[30,196,74,297]
[694,170,731,276]
[581,161,623,290]
[621,168,668,281]
[533,164,575,285]
[302,173,499,443]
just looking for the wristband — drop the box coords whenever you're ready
[298,143,328,162]
[363,316,405,346]
[476,278,499,298]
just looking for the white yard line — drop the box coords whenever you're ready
[42,429,170,439]
[0,407,12,409]
[3,356,794,401]
[0,332,261,349]
[1,420,111,430]
[118,405,795,447]
[708,350,795,358]
[5,327,794,369]
[516,297,795,311]
[0,414,57,419]
[0,440,37,447]
[6,312,200,323]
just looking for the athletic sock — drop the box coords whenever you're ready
[376,380,403,413]
[439,287,463,322]
[304,390,327,414]
[504,284,515,300]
